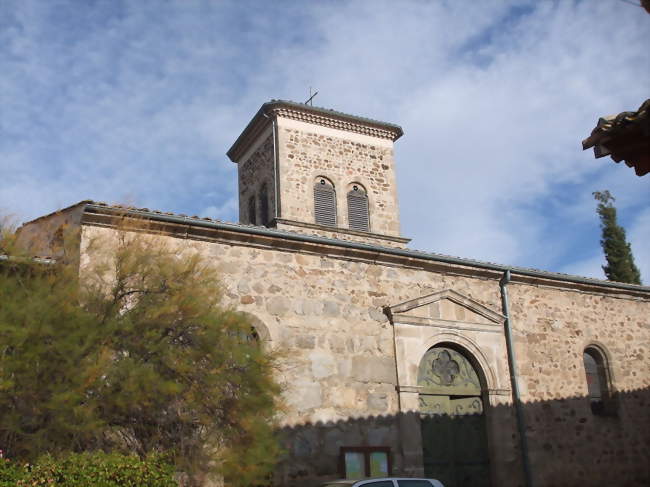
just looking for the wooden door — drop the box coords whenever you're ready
[418,346,490,487]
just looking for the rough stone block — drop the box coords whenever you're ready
[350,356,396,384]
[367,392,388,411]
[310,350,337,379]
[267,296,291,316]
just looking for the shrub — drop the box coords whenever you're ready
[0,457,24,487]
[0,452,177,487]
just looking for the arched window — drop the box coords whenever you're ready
[583,346,616,416]
[259,183,269,226]
[314,177,336,226]
[248,195,256,225]
[347,183,369,232]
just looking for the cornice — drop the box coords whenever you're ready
[76,203,650,299]
[227,100,403,163]
[269,105,401,141]
[274,218,411,245]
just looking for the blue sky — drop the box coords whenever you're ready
[1,0,649,282]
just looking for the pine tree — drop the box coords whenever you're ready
[593,191,642,284]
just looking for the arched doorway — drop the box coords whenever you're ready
[418,345,490,487]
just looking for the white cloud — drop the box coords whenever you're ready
[559,254,605,281]
[200,197,238,222]
[629,208,650,285]
[1,0,648,280]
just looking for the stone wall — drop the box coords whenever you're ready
[75,221,650,487]
[276,117,402,239]
[238,133,275,225]
[509,283,650,487]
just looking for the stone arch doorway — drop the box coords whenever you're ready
[418,344,490,487]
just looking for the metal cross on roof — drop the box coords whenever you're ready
[304,87,318,106]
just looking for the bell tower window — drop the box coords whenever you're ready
[314,177,337,226]
[347,183,369,232]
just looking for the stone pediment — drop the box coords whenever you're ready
[389,289,504,325]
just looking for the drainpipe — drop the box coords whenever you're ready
[500,270,533,487]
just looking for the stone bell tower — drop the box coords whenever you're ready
[227,100,409,247]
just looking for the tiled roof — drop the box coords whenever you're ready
[81,201,649,293]
[19,200,648,292]
[582,98,650,176]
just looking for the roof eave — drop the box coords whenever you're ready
[227,100,404,163]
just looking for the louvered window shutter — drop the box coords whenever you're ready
[314,183,337,226]
[347,189,369,232]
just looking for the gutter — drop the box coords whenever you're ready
[500,270,533,487]
[82,203,650,295]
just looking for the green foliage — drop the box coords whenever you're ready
[593,191,642,285]
[0,452,175,486]
[0,456,24,487]
[0,218,282,486]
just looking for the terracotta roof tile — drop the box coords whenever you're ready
[582,99,650,176]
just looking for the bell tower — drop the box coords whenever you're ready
[227,100,409,247]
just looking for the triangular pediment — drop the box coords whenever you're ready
[389,289,504,325]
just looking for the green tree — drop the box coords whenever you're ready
[0,218,281,486]
[593,190,642,284]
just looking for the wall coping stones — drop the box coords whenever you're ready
[20,201,650,299]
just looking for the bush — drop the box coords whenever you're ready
[0,452,177,487]
[0,457,24,487]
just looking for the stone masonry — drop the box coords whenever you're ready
[17,100,650,487]
[228,100,409,248]
[238,132,275,225]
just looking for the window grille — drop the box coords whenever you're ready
[314,178,336,226]
[347,184,369,232]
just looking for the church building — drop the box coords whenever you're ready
[18,100,650,487]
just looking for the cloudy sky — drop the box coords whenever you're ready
[1,0,649,282]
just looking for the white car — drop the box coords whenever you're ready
[321,478,445,487]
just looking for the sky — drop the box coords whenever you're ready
[1,0,649,282]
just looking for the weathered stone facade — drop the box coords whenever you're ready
[238,132,275,226]
[18,101,650,487]
[228,100,409,248]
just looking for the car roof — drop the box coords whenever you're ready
[321,479,443,486]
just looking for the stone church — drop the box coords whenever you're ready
[18,100,650,487]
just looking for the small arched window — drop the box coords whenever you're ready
[347,183,369,232]
[259,183,269,226]
[248,195,256,225]
[314,177,336,226]
[583,346,616,416]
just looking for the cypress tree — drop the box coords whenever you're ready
[593,190,642,285]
